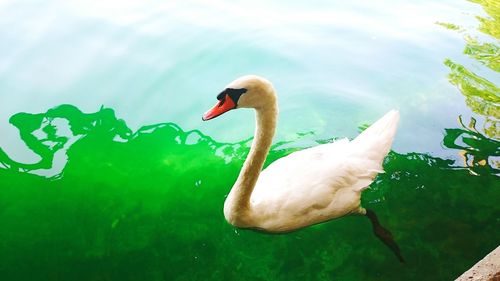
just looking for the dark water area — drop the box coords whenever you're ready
[0,104,498,281]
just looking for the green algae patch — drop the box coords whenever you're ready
[1,105,499,281]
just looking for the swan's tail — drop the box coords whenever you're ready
[351,110,400,167]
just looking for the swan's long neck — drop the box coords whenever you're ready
[224,103,277,226]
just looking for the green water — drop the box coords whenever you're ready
[1,0,499,280]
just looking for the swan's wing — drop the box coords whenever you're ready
[250,138,382,211]
[249,110,399,231]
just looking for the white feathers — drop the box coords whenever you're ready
[249,110,400,232]
[216,75,400,233]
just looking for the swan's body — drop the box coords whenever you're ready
[203,75,400,234]
[249,109,398,232]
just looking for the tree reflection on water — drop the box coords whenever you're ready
[439,0,499,176]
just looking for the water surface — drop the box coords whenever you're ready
[0,0,499,280]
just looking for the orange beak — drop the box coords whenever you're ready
[202,94,236,121]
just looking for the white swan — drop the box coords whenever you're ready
[203,75,402,260]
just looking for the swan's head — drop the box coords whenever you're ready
[202,75,276,121]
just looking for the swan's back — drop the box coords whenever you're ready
[249,110,400,232]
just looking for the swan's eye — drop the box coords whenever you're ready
[216,88,247,107]
[217,91,227,101]
[226,88,247,104]
[217,97,226,107]
[216,90,227,107]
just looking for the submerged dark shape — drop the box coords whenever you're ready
[366,209,405,263]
